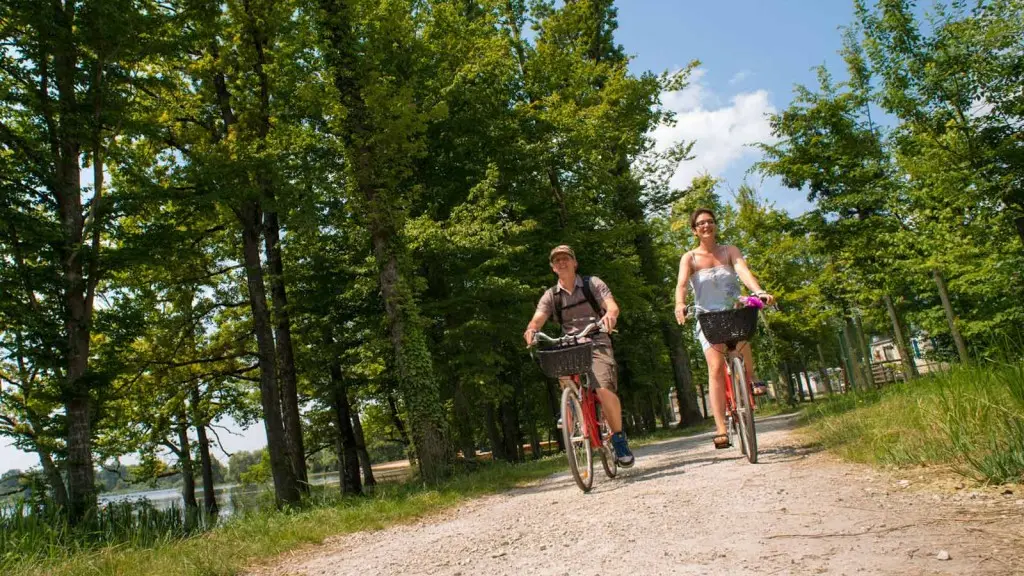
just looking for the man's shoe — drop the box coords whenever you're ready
[611,432,634,467]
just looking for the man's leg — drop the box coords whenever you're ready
[592,345,633,466]
[595,388,622,432]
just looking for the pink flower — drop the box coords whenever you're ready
[740,295,765,309]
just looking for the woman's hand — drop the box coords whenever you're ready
[674,305,687,325]
[754,291,775,306]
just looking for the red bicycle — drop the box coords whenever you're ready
[688,302,764,463]
[531,322,616,492]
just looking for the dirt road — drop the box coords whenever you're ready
[253,414,1023,576]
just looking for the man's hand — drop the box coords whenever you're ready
[600,313,617,334]
[674,305,687,325]
[524,328,537,347]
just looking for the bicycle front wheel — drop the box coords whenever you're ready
[731,356,758,464]
[561,386,593,492]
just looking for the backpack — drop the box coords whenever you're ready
[550,276,604,327]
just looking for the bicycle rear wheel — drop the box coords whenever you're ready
[561,386,593,492]
[731,356,758,463]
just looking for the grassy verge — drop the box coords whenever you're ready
[8,422,711,576]
[799,362,1024,485]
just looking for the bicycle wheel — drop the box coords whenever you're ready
[561,386,593,492]
[731,356,758,463]
[596,404,617,479]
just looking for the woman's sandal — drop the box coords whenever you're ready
[713,434,731,449]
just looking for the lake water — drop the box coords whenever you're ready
[95,464,410,518]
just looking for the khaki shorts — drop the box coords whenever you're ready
[559,343,618,393]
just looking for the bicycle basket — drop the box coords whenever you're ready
[697,306,759,345]
[534,342,594,379]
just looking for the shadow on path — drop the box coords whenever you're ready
[514,413,817,496]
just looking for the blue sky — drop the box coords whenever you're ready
[1,1,874,473]
[616,0,862,215]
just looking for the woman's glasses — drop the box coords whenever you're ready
[694,219,716,229]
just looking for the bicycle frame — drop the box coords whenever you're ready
[567,373,607,450]
[723,352,757,413]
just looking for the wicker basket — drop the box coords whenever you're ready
[697,306,759,345]
[535,342,594,378]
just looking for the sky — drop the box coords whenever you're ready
[1,0,868,473]
[615,0,861,215]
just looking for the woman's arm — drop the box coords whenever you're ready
[728,246,775,304]
[674,252,692,324]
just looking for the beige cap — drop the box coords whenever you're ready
[549,245,576,262]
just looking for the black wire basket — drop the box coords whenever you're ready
[697,306,760,345]
[534,342,594,378]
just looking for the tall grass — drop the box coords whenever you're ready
[0,498,214,568]
[2,420,713,576]
[802,362,1024,484]
[1,457,577,575]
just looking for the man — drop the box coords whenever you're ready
[523,245,634,467]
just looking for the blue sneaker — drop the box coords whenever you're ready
[611,432,634,467]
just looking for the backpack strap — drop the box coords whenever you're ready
[551,276,605,327]
[551,286,563,326]
[580,276,605,319]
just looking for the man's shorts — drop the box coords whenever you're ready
[559,343,618,393]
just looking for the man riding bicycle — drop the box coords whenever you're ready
[523,245,634,467]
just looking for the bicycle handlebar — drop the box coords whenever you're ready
[530,322,605,347]
[685,294,773,320]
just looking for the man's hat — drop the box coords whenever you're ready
[549,245,576,262]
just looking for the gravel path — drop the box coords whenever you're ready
[252,414,1024,576]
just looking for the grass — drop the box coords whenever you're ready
[4,421,712,576]
[800,362,1024,485]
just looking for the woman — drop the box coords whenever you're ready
[674,208,774,449]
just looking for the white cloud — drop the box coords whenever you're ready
[652,68,777,189]
[728,69,751,85]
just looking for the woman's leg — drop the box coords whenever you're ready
[740,342,756,384]
[704,344,728,435]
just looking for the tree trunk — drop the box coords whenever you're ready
[190,386,219,515]
[853,314,874,387]
[263,210,307,491]
[933,269,969,363]
[1014,216,1024,248]
[522,384,542,461]
[799,364,814,402]
[49,1,98,525]
[484,404,506,462]
[816,343,834,395]
[697,379,708,418]
[37,449,69,511]
[350,406,376,487]
[317,0,448,484]
[781,362,796,405]
[385,393,411,449]
[328,361,361,496]
[176,417,199,511]
[546,380,564,452]
[453,382,477,461]
[662,320,703,427]
[499,397,521,463]
[842,318,865,390]
[883,294,918,379]
[238,200,300,507]
[795,364,806,402]
[240,0,308,493]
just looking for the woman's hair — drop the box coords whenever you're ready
[689,208,716,230]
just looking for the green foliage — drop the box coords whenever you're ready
[803,362,1024,484]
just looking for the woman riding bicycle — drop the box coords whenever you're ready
[674,208,774,450]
